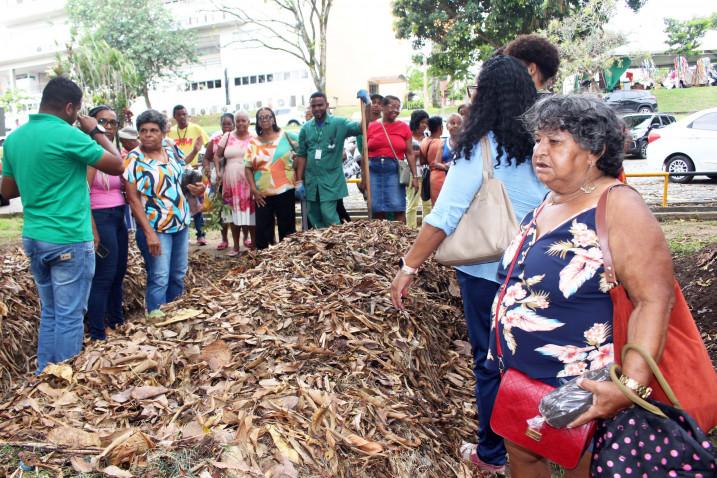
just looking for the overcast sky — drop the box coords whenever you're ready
[609,0,717,53]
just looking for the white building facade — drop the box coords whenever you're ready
[0,0,411,130]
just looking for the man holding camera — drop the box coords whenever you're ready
[0,76,124,374]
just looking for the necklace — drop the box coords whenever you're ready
[547,188,589,206]
[176,125,188,141]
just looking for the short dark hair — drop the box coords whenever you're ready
[370,93,384,102]
[409,109,429,132]
[89,105,112,117]
[310,92,327,101]
[220,113,234,124]
[523,94,625,178]
[457,104,469,114]
[427,116,443,135]
[40,76,83,111]
[382,95,401,107]
[136,109,167,132]
[172,104,186,116]
[255,107,280,136]
[504,34,560,84]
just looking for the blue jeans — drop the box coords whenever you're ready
[456,270,506,466]
[22,238,95,374]
[87,206,128,339]
[136,227,189,312]
[192,212,205,239]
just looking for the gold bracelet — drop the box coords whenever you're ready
[618,373,652,399]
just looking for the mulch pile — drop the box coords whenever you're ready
[0,221,476,477]
[673,243,717,367]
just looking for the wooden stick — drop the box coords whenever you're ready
[360,100,372,220]
[0,441,102,454]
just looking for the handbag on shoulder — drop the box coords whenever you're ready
[595,184,717,432]
[380,122,411,186]
[434,136,518,266]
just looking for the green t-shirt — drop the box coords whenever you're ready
[2,113,105,244]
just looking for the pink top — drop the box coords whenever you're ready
[90,172,125,209]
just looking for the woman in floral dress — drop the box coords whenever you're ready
[217,111,255,255]
[490,95,674,477]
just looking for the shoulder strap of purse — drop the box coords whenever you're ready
[480,136,494,179]
[595,183,639,286]
[493,201,548,365]
[380,121,401,161]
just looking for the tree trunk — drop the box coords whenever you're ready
[422,55,429,109]
[143,84,152,109]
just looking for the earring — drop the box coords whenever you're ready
[580,163,596,194]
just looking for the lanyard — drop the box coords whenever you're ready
[314,120,325,144]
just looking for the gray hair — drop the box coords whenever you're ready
[523,94,625,178]
[136,109,167,132]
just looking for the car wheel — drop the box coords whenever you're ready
[637,106,653,113]
[638,140,648,159]
[665,155,694,184]
[707,175,717,181]
[287,120,300,127]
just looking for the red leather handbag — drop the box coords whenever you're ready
[595,184,717,433]
[489,203,595,469]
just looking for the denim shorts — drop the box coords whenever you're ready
[369,157,406,213]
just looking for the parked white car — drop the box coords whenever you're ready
[645,107,717,183]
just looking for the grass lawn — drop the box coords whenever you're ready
[654,86,717,115]
[0,215,22,245]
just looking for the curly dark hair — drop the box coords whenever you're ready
[504,34,560,84]
[136,109,167,132]
[523,95,625,178]
[409,109,429,132]
[427,116,443,135]
[456,55,537,166]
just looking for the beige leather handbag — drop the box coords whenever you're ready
[434,136,519,266]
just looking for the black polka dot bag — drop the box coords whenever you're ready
[591,344,717,477]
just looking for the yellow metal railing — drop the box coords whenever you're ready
[624,172,669,207]
[348,173,670,206]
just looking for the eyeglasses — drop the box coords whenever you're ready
[257,115,273,121]
[98,118,118,128]
[466,85,478,97]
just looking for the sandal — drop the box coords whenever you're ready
[227,249,240,257]
[216,241,228,250]
[244,239,254,249]
[460,443,506,477]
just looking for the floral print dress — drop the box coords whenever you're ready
[488,207,615,387]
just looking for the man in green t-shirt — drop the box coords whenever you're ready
[296,92,363,228]
[0,76,124,374]
[167,104,210,244]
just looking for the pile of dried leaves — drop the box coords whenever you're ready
[0,245,239,394]
[0,221,476,477]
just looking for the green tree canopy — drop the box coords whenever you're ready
[393,0,643,77]
[664,14,717,56]
[65,0,197,107]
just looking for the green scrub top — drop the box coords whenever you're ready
[298,115,361,202]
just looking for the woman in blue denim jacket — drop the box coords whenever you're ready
[390,55,548,475]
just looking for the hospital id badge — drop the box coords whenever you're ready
[314,149,322,160]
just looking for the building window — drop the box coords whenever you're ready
[234,77,241,86]
[250,75,257,84]
[191,82,198,91]
[242,76,249,85]
[258,74,265,83]
[267,74,273,82]
[301,70,309,79]
[283,72,291,81]
[215,79,221,88]
[278,98,285,107]
[290,95,296,107]
[256,100,262,108]
[207,81,214,89]
[369,82,379,95]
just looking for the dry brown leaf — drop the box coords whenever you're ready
[199,339,232,371]
[41,363,73,382]
[109,431,155,465]
[101,465,133,477]
[70,456,93,473]
[344,434,384,455]
[266,458,298,478]
[47,426,101,448]
[268,425,301,464]
[130,385,169,400]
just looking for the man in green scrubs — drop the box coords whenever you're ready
[296,92,362,228]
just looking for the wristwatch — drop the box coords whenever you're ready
[89,124,106,137]
[398,257,418,275]
[618,373,652,399]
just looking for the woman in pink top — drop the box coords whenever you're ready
[86,105,128,340]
